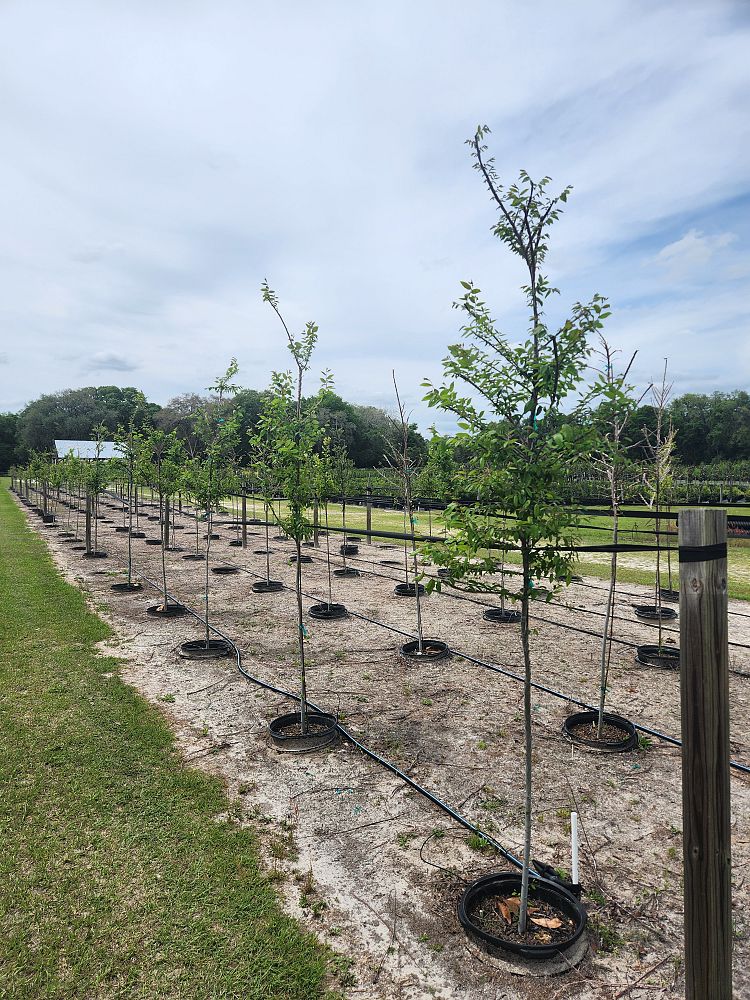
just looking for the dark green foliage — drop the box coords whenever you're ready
[16,386,157,453]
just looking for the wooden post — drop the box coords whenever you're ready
[241,494,247,548]
[679,508,732,1000]
[313,500,319,547]
[366,488,372,542]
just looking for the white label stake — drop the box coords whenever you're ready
[571,810,579,884]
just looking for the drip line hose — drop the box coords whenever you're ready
[129,568,533,874]
[215,558,750,777]
[304,544,750,651]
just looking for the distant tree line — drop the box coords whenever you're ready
[0,384,427,472]
[2,384,749,476]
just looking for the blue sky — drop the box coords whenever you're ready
[0,0,748,432]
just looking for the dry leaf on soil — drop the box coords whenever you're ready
[530,916,563,929]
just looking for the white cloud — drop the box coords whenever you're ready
[0,0,748,425]
[653,229,737,280]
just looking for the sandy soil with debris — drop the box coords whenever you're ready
[20,494,750,1000]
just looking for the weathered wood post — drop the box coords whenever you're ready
[679,508,732,1000]
[241,493,247,548]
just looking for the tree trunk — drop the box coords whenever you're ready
[518,542,533,934]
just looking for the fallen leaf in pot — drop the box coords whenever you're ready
[495,899,511,923]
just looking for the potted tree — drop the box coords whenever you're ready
[634,362,680,667]
[424,128,596,956]
[258,282,337,752]
[180,361,241,659]
[81,430,112,559]
[308,440,348,619]
[384,374,449,660]
[330,437,360,578]
[110,422,145,592]
[138,428,188,617]
[562,338,642,751]
[248,413,285,594]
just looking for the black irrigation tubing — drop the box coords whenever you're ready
[129,566,532,873]
[218,556,750,778]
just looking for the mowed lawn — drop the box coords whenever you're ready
[0,485,336,1000]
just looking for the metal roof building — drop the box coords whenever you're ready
[54,439,120,460]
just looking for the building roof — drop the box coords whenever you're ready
[54,439,120,460]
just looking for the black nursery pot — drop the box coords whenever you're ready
[203,533,221,541]
[636,644,680,669]
[458,872,587,961]
[179,639,233,660]
[659,588,680,603]
[145,539,162,545]
[114,526,129,533]
[309,602,348,620]
[400,639,450,660]
[211,566,238,575]
[182,553,206,561]
[633,604,677,621]
[228,539,243,547]
[333,567,360,578]
[110,582,143,592]
[146,603,189,618]
[483,608,521,624]
[252,580,284,593]
[268,711,339,753]
[130,531,147,539]
[290,554,313,564]
[563,710,638,753]
[340,544,359,555]
[381,559,402,567]
[394,582,425,597]
[42,513,55,523]
[147,515,160,521]
[82,551,108,559]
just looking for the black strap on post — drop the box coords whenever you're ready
[679,543,728,564]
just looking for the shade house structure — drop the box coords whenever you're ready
[54,439,119,460]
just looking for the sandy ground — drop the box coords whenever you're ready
[18,492,750,1000]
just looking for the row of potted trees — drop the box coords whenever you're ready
[11,129,673,964]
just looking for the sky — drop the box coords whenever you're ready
[1,0,748,433]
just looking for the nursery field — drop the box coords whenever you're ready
[11,483,750,999]
[0,486,336,1000]
[225,495,750,602]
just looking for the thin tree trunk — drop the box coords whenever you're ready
[296,537,309,734]
[519,542,533,934]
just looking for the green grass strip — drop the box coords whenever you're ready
[0,485,335,1000]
